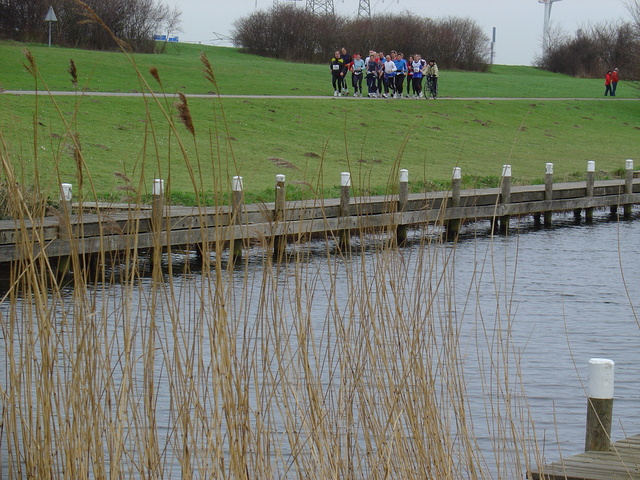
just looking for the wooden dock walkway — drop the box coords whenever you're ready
[0,177,639,265]
[529,434,640,479]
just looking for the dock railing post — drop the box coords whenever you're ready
[339,172,351,250]
[396,169,408,246]
[446,167,461,240]
[232,176,244,263]
[59,183,73,239]
[544,163,554,227]
[624,159,633,219]
[585,358,614,452]
[152,179,164,232]
[499,165,511,235]
[151,179,165,270]
[585,161,595,223]
[57,183,73,278]
[273,174,286,261]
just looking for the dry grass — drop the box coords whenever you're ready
[0,5,542,478]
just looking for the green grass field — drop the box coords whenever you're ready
[1,41,638,204]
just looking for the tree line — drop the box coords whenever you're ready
[0,0,180,52]
[536,0,640,81]
[232,5,490,71]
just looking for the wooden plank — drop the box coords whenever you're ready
[530,434,640,480]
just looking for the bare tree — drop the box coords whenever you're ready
[233,7,490,71]
[0,0,180,52]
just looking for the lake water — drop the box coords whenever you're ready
[1,208,639,478]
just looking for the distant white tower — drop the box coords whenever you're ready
[539,0,563,55]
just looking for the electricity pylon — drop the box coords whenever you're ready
[357,0,371,19]
[306,0,335,15]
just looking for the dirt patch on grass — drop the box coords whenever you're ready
[269,157,299,169]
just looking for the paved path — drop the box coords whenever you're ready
[1,90,637,101]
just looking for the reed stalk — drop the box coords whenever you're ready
[0,8,546,478]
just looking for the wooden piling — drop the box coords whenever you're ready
[499,165,511,235]
[231,176,244,263]
[585,161,595,223]
[56,183,73,279]
[625,159,634,219]
[396,169,409,246]
[339,172,351,250]
[273,174,286,261]
[1,161,638,268]
[544,163,553,227]
[585,358,614,452]
[446,167,461,240]
[150,179,165,270]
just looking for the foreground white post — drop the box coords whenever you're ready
[585,358,614,452]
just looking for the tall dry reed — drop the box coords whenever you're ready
[0,6,542,478]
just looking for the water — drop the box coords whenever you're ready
[458,214,640,461]
[1,210,639,478]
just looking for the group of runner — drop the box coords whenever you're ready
[330,47,439,99]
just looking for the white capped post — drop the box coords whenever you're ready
[624,160,634,218]
[544,163,554,226]
[446,167,462,239]
[588,358,614,399]
[152,179,164,196]
[397,169,409,245]
[60,183,73,202]
[499,165,512,234]
[339,172,351,249]
[231,176,244,262]
[232,176,243,192]
[585,358,614,452]
[545,163,554,175]
[586,162,595,221]
[274,174,287,260]
[341,172,351,187]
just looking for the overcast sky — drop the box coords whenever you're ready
[174,0,632,65]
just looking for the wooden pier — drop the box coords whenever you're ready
[529,434,640,479]
[0,174,639,266]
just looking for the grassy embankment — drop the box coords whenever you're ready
[0,41,638,208]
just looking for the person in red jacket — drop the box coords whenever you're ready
[604,71,612,96]
[611,68,619,96]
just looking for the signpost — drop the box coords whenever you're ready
[44,6,57,47]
